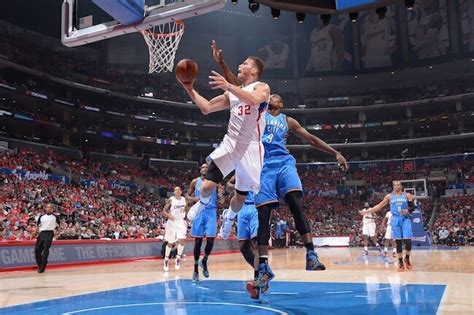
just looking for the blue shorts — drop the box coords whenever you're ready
[237,203,258,241]
[191,207,217,238]
[391,215,413,239]
[255,155,302,206]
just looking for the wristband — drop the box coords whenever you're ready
[227,84,232,92]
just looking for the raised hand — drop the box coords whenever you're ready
[336,152,348,171]
[209,70,231,91]
[211,40,223,63]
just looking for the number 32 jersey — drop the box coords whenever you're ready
[227,81,268,144]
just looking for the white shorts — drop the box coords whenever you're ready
[384,226,392,240]
[362,222,376,237]
[209,135,263,193]
[164,219,187,243]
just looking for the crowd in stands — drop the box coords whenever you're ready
[1,34,474,109]
[1,148,473,247]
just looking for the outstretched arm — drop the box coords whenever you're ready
[211,40,240,86]
[288,116,348,171]
[185,178,199,203]
[209,71,270,107]
[178,78,230,115]
[360,194,390,215]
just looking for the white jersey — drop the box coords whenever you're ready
[362,17,392,68]
[307,25,334,71]
[169,196,186,221]
[262,44,289,69]
[362,212,376,225]
[227,81,268,144]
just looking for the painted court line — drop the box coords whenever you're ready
[326,291,354,294]
[223,290,246,294]
[197,286,210,290]
[62,302,288,315]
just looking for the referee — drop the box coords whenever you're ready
[35,203,59,273]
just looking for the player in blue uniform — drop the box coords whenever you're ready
[186,163,225,284]
[253,94,348,289]
[359,181,415,271]
[225,175,262,299]
[211,41,348,292]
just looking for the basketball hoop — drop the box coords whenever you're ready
[141,20,185,74]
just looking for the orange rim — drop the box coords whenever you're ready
[141,20,184,38]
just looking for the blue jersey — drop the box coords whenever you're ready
[195,177,218,209]
[262,112,290,159]
[390,192,408,216]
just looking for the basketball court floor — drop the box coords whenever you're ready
[0,247,472,314]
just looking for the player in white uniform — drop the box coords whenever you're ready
[382,210,397,258]
[361,202,381,255]
[177,51,270,239]
[361,11,395,68]
[163,186,188,271]
[305,22,344,72]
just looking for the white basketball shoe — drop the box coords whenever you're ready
[219,209,235,240]
[187,201,206,221]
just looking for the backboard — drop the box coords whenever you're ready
[397,179,428,199]
[61,0,226,47]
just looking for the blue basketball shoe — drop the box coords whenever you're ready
[306,251,326,271]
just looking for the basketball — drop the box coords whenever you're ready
[175,59,198,84]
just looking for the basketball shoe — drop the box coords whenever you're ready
[175,257,181,270]
[253,263,275,291]
[187,201,207,221]
[163,259,169,272]
[246,280,260,299]
[192,271,199,284]
[404,257,412,270]
[219,209,234,240]
[397,262,404,272]
[306,251,326,271]
[200,258,209,278]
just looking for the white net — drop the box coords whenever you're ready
[141,20,185,74]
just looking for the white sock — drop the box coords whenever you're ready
[364,246,368,251]
[384,247,388,252]
[200,195,210,206]
[376,243,380,247]
[393,248,397,252]
[227,205,237,220]
[177,242,185,256]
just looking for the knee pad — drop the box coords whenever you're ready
[257,204,272,246]
[285,191,311,235]
[396,239,403,253]
[204,161,224,184]
[404,239,412,252]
